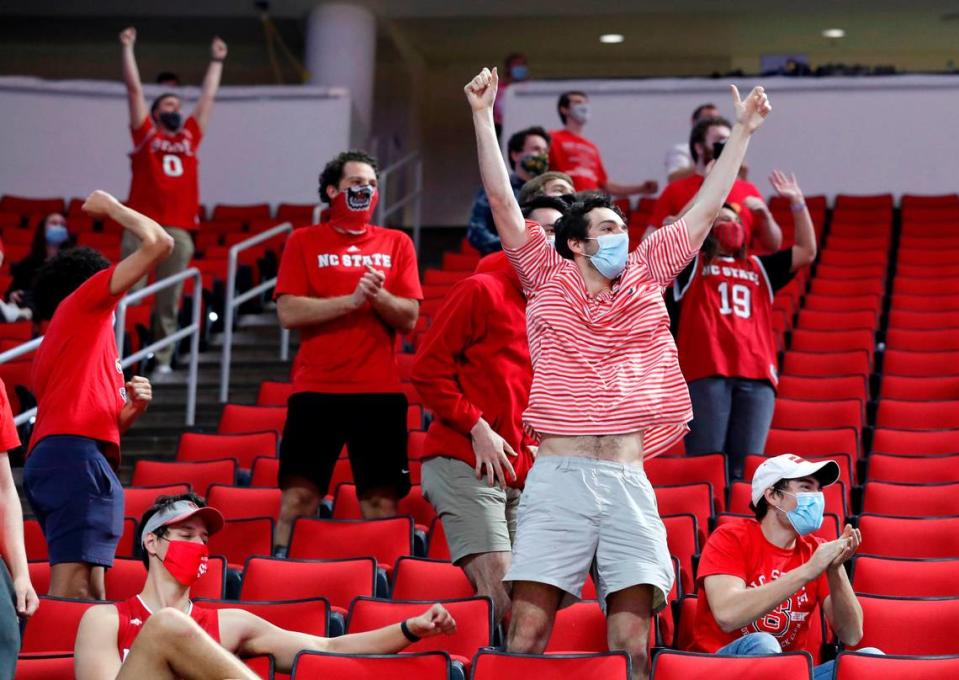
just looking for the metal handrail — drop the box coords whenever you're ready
[375,151,424,253]
[0,338,45,427]
[116,267,203,426]
[219,222,293,402]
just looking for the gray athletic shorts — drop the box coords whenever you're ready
[504,456,674,613]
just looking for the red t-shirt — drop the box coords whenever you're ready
[693,518,829,654]
[649,174,764,248]
[675,253,788,386]
[29,267,126,465]
[548,129,608,191]
[0,379,21,453]
[127,116,203,231]
[275,224,423,394]
[116,595,219,662]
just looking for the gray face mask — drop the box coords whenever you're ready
[568,103,590,124]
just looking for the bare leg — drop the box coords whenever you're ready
[606,584,655,680]
[50,563,105,599]
[275,477,321,549]
[117,607,257,680]
[461,551,512,625]
[359,487,398,519]
[507,581,564,654]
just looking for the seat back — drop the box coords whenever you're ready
[876,400,959,430]
[651,650,812,679]
[207,484,281,521]
[290,651,452,679]
[195,597,330,636]
[250,455,280,487]
[834,652,959,679]
[289,517,414,567]
[772,398,863,435]
[852,595,959,655]
[131,460,236,497]
[765,427,859,458]
[471,650,630,679]
[218,404,287,435]
[208,517,274,569]
[662,513,700,595]
[123,484,191,520]
[14,654,74,680]
[852,556,959,597]
[858,515,959,558]
[862,481,959,517]
[256,381,294,407]
[391,557,474,601]
[544,601,609,652]
[177,431,277,470]
[21,596,99,654]
[646,454,727,512]
[871,428,959,456]
[24,518,48,561]
[653,483,713,539]
[240,557,376,611]
[868,453,959,483]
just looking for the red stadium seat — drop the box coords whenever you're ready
[782,351,870,379]
[646,454,727,512]
[858,515,959,558]
[208,517,274,570]
[862,481,959,517]
[795,309,877,332]
[893,277,959,296]
[901,193,959,209]
[103,555,224,600]
[291,651,452,679]
[876,400,959,430]
[472,650,629,679]
[653,484,713,543]
[116,517,137,558]
[0,195,65,218]
[885,328,959,352]
[15,654,74,680]
[27,560,50,596]
[883,350,959,377]
[206,484,281,521]
[834,652,959,680]
[250,455,280,487]
[835,193,894,211]
[545,600,609,652]
[729,480,846,521]
[651,650,812,679]
[332,483,436,528]
[391,557,473,601]
[850,595,959,655]
[851,555,959,597]
[881,375,959,401]
[871,428,959,456]
[21,596,97,654]
[348,596,492,666]
[868,453,959,483]
[122,484,192,519]
[662,513,700,595]
[674,594,698,650]
[772,398,863,436]
[288,517,414,569]
[802,293,881,316]
[197,597,329,637]
[765,427,859,459]
[211,203,271,222]
[131,459,236,497]
[809,277,884,297]
[818,249,887,268]
[898,249,959,267]
[24,518,48,561]
[777,375,868,403]
[891,293,959,313]
[240,556,375,612]
[218,404,287,435]
[888,310,959,330]
[256,380,294,406]
[276,202,317,225]
[427,517,451,560]
[177,431,277,470]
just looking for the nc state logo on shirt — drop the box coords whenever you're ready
[316,252,393,269]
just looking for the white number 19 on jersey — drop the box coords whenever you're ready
[718,282,752,319]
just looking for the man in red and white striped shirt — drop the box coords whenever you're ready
[465,67,772,680]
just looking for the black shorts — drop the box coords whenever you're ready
[279,392,411,499]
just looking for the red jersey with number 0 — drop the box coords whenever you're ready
[693,518,829,654]
[676,254,779,386]
[116,595,219,662]
[128,116,202,230]
[548,129,608,191]
[275,223,423,394]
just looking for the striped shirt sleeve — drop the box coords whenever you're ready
[632,218,697,287]
[503,221,565,293]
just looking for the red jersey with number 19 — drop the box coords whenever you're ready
[675,254,779,386]
[127,116,202,231]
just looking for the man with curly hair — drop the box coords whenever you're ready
[273,151,423,552]
[23,191,174,599]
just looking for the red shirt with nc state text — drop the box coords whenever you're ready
[29,267,126,466]
[548,129,609,192]
[275,223,423,394]
[693,518,829,654]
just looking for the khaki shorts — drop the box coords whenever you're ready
[504,456,674,613]
[421,456,521,565]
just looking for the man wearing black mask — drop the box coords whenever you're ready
[119,26,227,374]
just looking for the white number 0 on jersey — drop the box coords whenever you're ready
[717,281,752,319]
[162,154,184,177]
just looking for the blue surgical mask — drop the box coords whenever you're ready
[510,64,529,81]
[45,224,69,246]
[584,232,628,279]
[569,103,590,124]
[776,491,825,536]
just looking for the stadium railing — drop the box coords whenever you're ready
[375,151,423,253]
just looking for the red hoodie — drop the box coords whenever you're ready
[412,253,536,487]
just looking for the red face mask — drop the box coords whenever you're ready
[328,185,379,234]
[712,219,745,253]
[161,539,209,586]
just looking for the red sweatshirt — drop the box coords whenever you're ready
[412,255,536,487]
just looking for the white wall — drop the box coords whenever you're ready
[0,77,352,208]
[502,75,959,200]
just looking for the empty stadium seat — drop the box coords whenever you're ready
[862,481,959,517]
[177,431,277,470]
[891,293,959,313]
[256,381,294,406]
[850,595,959,655]
[868,453,959,483]
[765,427,860,459]
[0,195,65,218]
[809,277,884,297]
[131,459,236,497]
[871,428,959,456]
[646,454,727,512]
[651,650,812,679]
[391,557,474,601]
[21,596,98,654]
[883,350,959,377]
[196,597,329,637]
[545,600,609,653]
[881,375,959,401]
[290,651,453,679]
[212,203,271,222]
[206,484,281,521]
[772,398,863,437]
[240,557,375,612]
[888,310,959,330]
[123,484,191,519]
[858,515,959,558]
[472,650,630,679]
[851,555,959,597]
[662,513,700,595]
[795,309,877,332]
[207,516,273,570]
[782,351,870,379]
[24,518,48,561]
[14,654,74,680]
[833,652,959,679]
[288,517,414,569]
[777,375,868,403]
[218,404,287,435]
[276,202,317,224]
[876,400,959,430]
[653,484,714,540]
[250,455,280,487]
[331,483,436,528]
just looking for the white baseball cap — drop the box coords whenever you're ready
[750,454,840,506]
[140,499,224,547]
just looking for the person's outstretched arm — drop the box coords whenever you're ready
[465,68,526,250]
[80,191,174,295]
[193,37,227,132]
[119,27,148,129]
[681,85,771,250]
